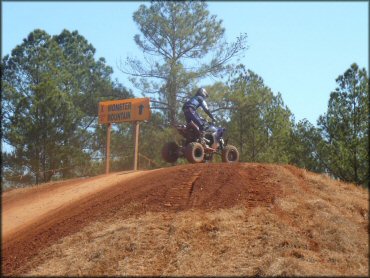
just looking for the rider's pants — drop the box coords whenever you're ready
[183,107,205,130]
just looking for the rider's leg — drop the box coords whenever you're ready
[184,108,205,130]
[183,108,193,123]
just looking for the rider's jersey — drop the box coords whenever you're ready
[183,95,209,111]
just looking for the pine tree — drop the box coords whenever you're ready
[317,63,368,185]
[120,1,247,125]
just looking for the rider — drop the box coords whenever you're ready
[182,88,215,130]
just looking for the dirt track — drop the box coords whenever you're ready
[2,171,149,240]
[2,163,368,276]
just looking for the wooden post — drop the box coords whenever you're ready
[106,123,111,174]
[133,121,140,171]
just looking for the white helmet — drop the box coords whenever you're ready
[196,88,208,98]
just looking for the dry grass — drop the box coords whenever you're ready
[17,165,368,276]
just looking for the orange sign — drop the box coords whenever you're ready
[98,98,151,124]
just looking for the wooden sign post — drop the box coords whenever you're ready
[98,98,151,174]
[133,121,140,171]
[105,123,112,174]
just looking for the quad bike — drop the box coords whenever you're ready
[162,120,239,164]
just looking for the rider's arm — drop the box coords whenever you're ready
[200,99,215,121]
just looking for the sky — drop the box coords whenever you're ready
[2,1,369,125]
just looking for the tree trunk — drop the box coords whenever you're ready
[167,64,178,126]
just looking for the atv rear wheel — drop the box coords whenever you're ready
[185,142,205,163]
[221,145,239,163]
[162,142,180,163]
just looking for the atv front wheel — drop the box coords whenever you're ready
[162,142,180,163]
[221,145,239,163]
[185,142,205,163]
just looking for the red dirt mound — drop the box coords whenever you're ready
[2,163,368,276]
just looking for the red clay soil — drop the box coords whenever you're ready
[2,163,282,275]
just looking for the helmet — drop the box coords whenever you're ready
[196,88,208,98]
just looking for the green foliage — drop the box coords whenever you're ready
[2,29,132,185]
[203,82,230,123]
[225,65,293,163]
[317,64,368,185]
[138,112,176,168]
[289,119,325,172]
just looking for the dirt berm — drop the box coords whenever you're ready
[2,163,368,276]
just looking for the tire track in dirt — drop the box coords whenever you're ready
[187,172,201,207]
[2,163,283,276]
[188,172,201,198]
[163,170,201,209]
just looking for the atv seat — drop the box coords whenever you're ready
[186,121,200,131]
